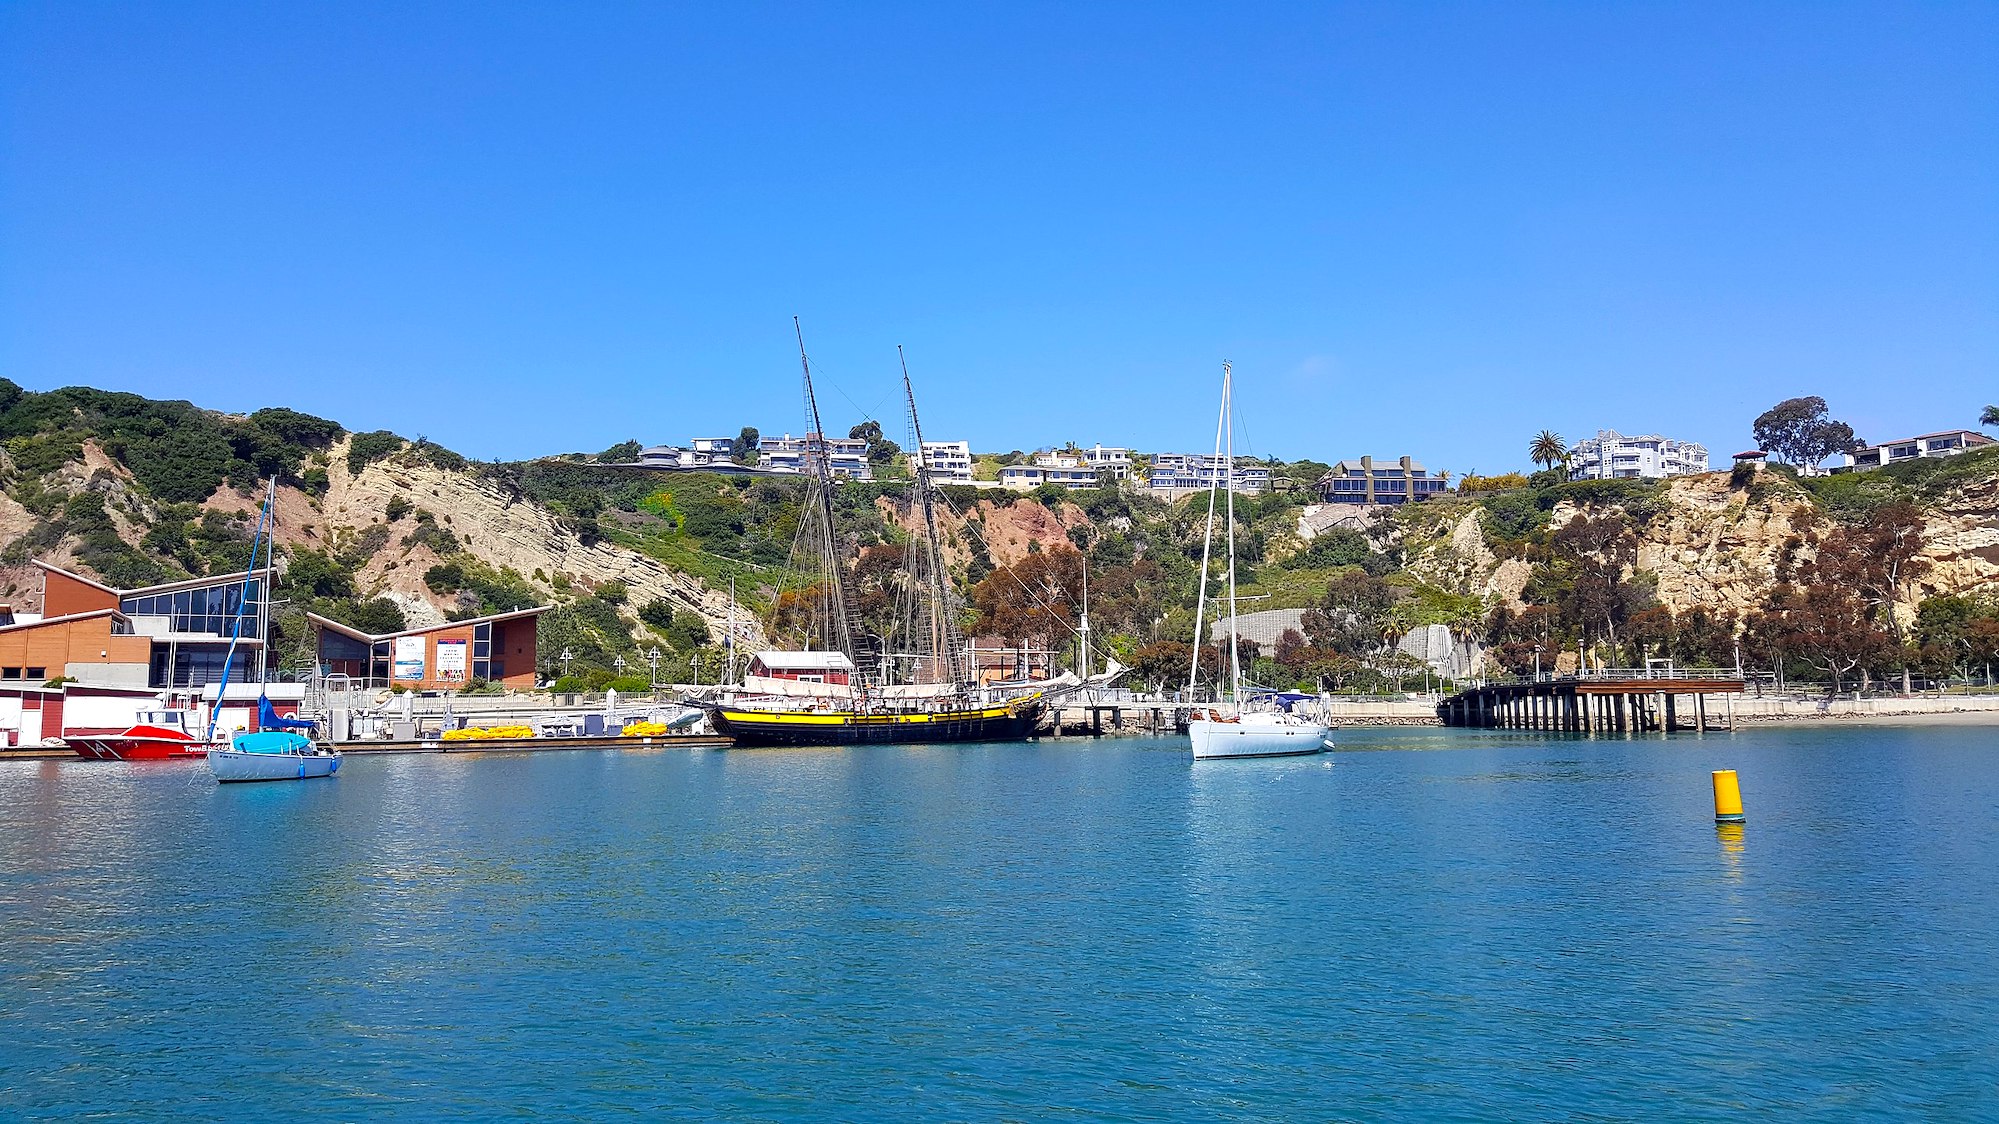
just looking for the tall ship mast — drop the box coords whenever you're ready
[704,330,1048,747]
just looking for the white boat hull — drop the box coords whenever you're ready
[1189,717,1332,759]
[207,748,341,783]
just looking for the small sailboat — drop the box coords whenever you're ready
[204,481,340,783]
[208,696,339,782]
[1186,363,1333,760]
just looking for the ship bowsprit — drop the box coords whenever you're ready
[705,698,1045,748]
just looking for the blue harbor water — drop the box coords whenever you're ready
[3,724,1997,1120]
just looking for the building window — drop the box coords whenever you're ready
[1,668,19,680]
[25,667,44,680]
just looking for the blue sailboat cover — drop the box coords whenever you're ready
[259,695,316,732]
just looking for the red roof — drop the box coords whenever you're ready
[1731,450,1767,460]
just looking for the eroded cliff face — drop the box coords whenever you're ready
[0,437,764,648]
[1398,468,1999,620]
[316,442,763,645]
[1624,474,1820,620]
[1913,473,1999,600]
[880,494,1089,574]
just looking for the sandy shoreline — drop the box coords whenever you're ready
[1734,708,1999,728]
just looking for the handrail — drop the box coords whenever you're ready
[1465,667,1743,689]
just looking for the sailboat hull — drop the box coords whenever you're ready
[208,747,341,782]
[709,700,1043,748]
[1189,717,1332,759]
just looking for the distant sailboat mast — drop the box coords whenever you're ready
[1223,363,1241,705]
[1186,362,1231,701]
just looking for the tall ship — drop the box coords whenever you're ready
[705,325,1056,747]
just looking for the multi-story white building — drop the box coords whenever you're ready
[759,433,874,481]
[1567,430,1710,480]
[690,437,735,456]
[909,440,974,484]
[999,451,1103,490]
[1147,453,1271,496]
[1841,429,1994,471]
[1076,444,1132,479]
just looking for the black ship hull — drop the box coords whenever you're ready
[707,700,1044,748]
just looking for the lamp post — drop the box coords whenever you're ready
[645,646,662,689]
[613,655,627,681]
[558,647,574,680]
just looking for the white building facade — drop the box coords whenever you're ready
[910,440,974,484]
[1567,430,1710,480]
[1841,429,1994,470]
[759,433,874,481]
[999,451,1102,490]
[1148,453,1271,496]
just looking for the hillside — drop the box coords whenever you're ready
[2,379,1996,693]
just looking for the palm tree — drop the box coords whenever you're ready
[1529,430,1566,473]
[1981,405,1998,430]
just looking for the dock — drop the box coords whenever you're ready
[1439,669,1745,733]
[336,733,734,754]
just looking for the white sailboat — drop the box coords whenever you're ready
[1186,363,1333,760]
[205,479,342,783]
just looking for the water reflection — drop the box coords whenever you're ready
[1714,822,1745,882]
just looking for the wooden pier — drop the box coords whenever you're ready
[1439,670,1745,734]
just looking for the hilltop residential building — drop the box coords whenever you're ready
[1315,457,1450,505]
[1147,453,1271,496]
[1000,451,1102,490]
[1567,430,1710,480]
[910,440,975,484]
[1841,429,1994,470]
[759,433,875,481]
[1076,444,1133,479]
[690,437,735,456]
[637,444,724,469]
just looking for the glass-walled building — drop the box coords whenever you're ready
[25,562,266,688]
[309,607,546,691]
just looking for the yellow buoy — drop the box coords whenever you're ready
[1712,769,1745,823]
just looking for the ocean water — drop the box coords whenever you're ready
[1,725,1995,1121]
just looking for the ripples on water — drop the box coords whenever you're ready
[1,726,1995,1119]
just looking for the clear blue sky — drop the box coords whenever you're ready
[3,3,1994,472]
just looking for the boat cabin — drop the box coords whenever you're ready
[747,650,854,686]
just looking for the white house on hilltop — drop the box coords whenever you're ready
[1567,430,1709,480]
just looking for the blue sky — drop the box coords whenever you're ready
[3,3,1994,472]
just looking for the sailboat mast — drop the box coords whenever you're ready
[206,476,277,742]
[1223,363,1241,703]
[792,318,871,681]
[899,347,968,687]
[1186,366,1229,697]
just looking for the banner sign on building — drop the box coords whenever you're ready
[436,639,467,680]
[393,636,427,681]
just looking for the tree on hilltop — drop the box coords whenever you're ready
[1529,431,1566,475]
[1981,405,1998,430]
[1752,396,1862,470]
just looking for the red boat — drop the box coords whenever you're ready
[66,708,213,761]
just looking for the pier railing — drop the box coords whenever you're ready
[1495,667,1741,686]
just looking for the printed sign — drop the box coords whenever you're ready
[393,636,427,681]
[436,639,467,680]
